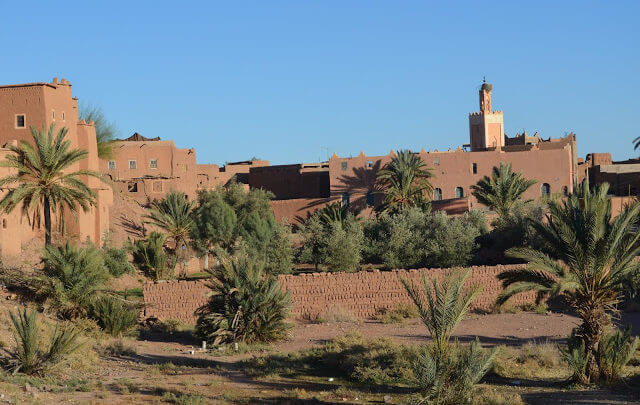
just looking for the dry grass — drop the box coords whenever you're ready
[493,341,570,380]
[373,302,419,324]
[316,306,361,323]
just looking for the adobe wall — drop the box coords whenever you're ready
[142,264,535,324]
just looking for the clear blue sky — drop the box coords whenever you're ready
[2,1,638,165]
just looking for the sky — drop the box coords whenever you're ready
[1,1,638,165]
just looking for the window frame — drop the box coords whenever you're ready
[15,114,25,129]
[129,160,137,170]
[108,160,117,170]
[150,159,158,169]
[434,188,443,201]
[455,187,464,198]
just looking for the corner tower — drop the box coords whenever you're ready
[468,81,504,151]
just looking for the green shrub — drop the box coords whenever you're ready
[6,308,84,375]
[102,246,135,277]
[598,327,639,384]
[195,253,290,344]
[89,296,138,337]
[423,211,485,268]
[39,242,111,318]
[131,232,175,280]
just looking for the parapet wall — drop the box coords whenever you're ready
[142,264,535,324]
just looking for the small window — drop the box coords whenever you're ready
[472,163,478,174]
[129,160,137,169]
[541,183,551,196]
[341,161,348,171]
[52,110,55,119]
[150,159,158,169]
[366,161,373,168]
[108,160,116,170]
[366,191,375,206]
[15,115,25,128]
[127,182,138,192]
[562,186,569,196]
[433,188,442,200]
[2,219,6,229]
[62,112,65,121]
[341,192,350,206]
[433,158,440,166]
[455,187,464,198]
[153,181,163,192]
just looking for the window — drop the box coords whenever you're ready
[150,159,158,169]
[455,187,464,198]
[433,188,442,200]
[62,112,65,121]
[366,191,375,206]
[366,160,373,168]
[472,163,478,174]
[2,219,6,229]
[15,115,25,128]
[541,183,551,196]
[341,192,350,206]
[129,160,137,169]
[562,186,569,196]
[127,182,138,192]
[341,161,348,171]
[433,158,440,166]
[108,160,116,170]
[52,110,55,119]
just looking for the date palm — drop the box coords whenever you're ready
[0,124,99,245]
[376,150,433,213]
[143,191,195,253]
[497,182,640,383]
[471,162,536,224]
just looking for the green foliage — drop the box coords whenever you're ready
[190,189,237,255]
[425,211,485,268]
[297,212,364,272]
[39,242,111,319]
[144,191,194,256]
[0,124,100,245]
[401,268,481,357]
[89,296,139,337]
[101,245,135,277]
[498,182,640,383]
[376,149,434,213]
[6,308,83,375]
[79,103,118,160]
[196,253,290,344]
[471,163,536,224]
[413,340,498,405]
[131,232,175,280]
[597,327,639,384]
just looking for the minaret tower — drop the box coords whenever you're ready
[468,79,504,151]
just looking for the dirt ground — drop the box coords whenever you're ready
[0,294,638,404]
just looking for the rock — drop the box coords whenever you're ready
[383,395,393,403]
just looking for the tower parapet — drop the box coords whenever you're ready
[468,80,505,151]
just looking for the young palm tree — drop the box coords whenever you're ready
[79,104,117,160]
[376,150,433,213]
[497,182,640,383]
[0,124,100,246]
[317,201,354,227]
[143,191,195,253]
[471,162,536,223]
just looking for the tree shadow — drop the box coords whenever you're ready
[330,161,384,214]
[119,214,146,238]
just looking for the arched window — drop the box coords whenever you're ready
[541,183,551,196]
[455,187,464,198]
[562,186,569,196]
[433,188,442,200]
[341,192,350,207]
[366,191,375,206]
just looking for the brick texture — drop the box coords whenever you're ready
[142,264,535,324]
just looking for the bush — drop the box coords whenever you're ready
[298,212,363,272]
[4,308,84,375]
[423,211,485,268]
[195,253,290,345]
[131,232,175,280]
[597,327,639,384]
[39,242,111,318]
[89,296,139,337]
[102,246,135,277]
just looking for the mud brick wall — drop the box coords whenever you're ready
[278,265,534,320]
[142,280,209,324]
[142,264,535,324]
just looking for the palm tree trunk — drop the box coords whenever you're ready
[43,197,52,246]
[580,306,607,383]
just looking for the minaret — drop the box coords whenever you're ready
[468,80,504,151]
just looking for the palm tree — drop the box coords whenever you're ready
[633,136,640,152]
[143,191,195,254]
[316,201,355,227]
[496,182,640,383]
[79,104,117,160]
[471,162,536,223]
[376,150,433,212]
[0,124,100,246]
